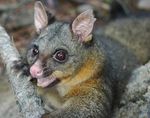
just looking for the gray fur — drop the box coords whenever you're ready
[26,17,150,118]
[27,22,95,78]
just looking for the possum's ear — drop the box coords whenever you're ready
[72,9,96,42]
[34,1,48,33]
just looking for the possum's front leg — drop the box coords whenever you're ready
[42,79,112,118]
[13,59,30,75]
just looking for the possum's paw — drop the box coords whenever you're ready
[13,59,30,76]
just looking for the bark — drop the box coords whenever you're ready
[0,26,45,118]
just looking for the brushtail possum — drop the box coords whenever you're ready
[20,1,150,118]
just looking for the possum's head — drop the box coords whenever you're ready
[27,1,99,88]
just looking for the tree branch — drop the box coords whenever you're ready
[0,26,45,118]
[113,61,150,118]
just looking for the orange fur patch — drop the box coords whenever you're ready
[65,79,102,98]
[56,55,103,96]
[63,58,99,84]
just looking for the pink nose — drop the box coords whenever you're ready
[30,61,43,78]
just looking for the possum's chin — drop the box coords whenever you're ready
[37,76,57,88]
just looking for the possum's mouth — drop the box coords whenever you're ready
[36,76,57,88]
[29,59,60,87]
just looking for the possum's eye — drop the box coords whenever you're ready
[31,45,39,57]
[53,49,68,63]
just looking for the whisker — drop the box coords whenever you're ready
[43,68,52,75]
[43,68,53,77]
[42,66,49,71]
[43,68,51,73]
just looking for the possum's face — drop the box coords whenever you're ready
[27,1,96,88]
[27,23,88,87]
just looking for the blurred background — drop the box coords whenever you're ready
[0,0,150,117]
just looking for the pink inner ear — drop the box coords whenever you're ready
[72,10,96,42]
[34,1,48,33]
